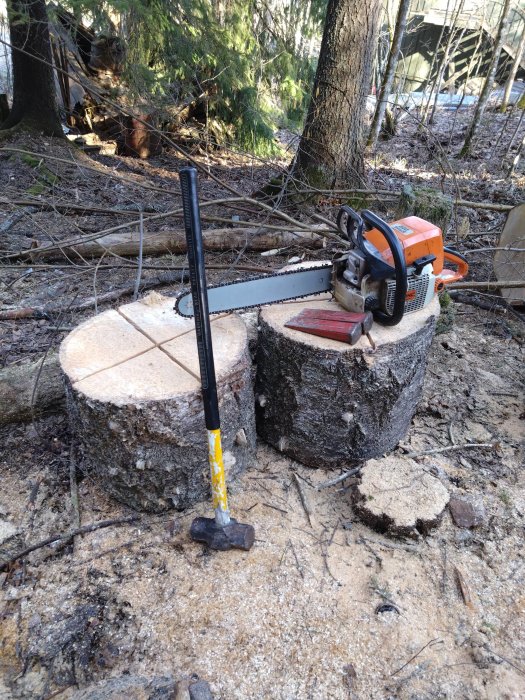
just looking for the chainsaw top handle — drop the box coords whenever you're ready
[360,210,408,327]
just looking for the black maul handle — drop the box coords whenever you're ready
[179,167,220,430]
[361,210,408,327]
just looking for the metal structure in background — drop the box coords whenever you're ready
[397,0,525,91]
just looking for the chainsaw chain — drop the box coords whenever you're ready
[174,263,333,317]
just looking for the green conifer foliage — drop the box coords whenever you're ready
[65,0,326,154]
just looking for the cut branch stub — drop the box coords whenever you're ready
[255,296,439,468]
[60,293,256,512]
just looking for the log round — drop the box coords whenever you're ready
[60,293,256,513]
[255,296,440,468]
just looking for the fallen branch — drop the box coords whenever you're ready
[0,263,269,320]
[0,196,159,217]
[0,352,64,425]
[449,291,525,323]
[465,247,525,253]
[0,205,37,232]
[28,226,324,262]
[448,280,525,290]
[294,188,516,212]
[0,515,140,570]
[0,307,49,321]
[3,197,336,262]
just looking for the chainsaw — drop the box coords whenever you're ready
[175,205,468,327]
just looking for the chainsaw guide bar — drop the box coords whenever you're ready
[174,264,333,317]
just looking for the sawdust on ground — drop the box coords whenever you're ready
[1,311,524,700]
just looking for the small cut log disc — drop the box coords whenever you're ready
[256,295,440,468]
[60,293,255,512]
[354,456,450,537]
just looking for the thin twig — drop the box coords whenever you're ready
[486,648,525,676]
[317,466,361,490]
[133,210,144,301]
[359,535,419,554]
[403,442,494,458]
[1,516,140,570]
[454,566,475,610]
[391,639,443,676]
[293,472,315,528]
[69,445,80,532]
[289,539,305,579]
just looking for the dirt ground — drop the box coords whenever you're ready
[0,105,524,699]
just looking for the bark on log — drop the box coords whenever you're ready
[30,228,324,261]
[60,293,256,512]
[255,297,440,468]
[0,353,65,425]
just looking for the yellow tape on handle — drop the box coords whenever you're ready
[207,428,229,521]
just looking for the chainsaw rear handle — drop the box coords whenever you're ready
[436,247,469,288]
[361,210,408,327]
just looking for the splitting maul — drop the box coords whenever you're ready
[179,166,255,552]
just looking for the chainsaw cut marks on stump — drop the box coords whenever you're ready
[354,456,450,537]
[256,296,439,468]
[60,293,255,512]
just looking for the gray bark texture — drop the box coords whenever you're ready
[255,310,437,468]
[501,28,525,112]
[65,352,256,513]
[368,0,411,148]
[0,352,64,425]
[3,0,63,135]
[461,0,513,156]
[294,0,382,189]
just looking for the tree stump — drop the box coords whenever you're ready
[60,293,256,512]
[255,296,439,468]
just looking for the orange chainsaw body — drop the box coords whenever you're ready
[363,215,468,285]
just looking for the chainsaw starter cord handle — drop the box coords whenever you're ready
[179,166,220,430]
[361,210,408,326]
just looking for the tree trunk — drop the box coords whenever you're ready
[2,0,63,136]
[292,0,382,189]
[500,27,525,112]
[428,23,467,125]
[368,0,411,149]
[418,0,453,124]
[460,0,513,157]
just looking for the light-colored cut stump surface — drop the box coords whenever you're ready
[354,456,450,537]
[256,295,439,468]
[60,292,255,512]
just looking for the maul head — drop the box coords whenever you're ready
[190,516,255,551]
